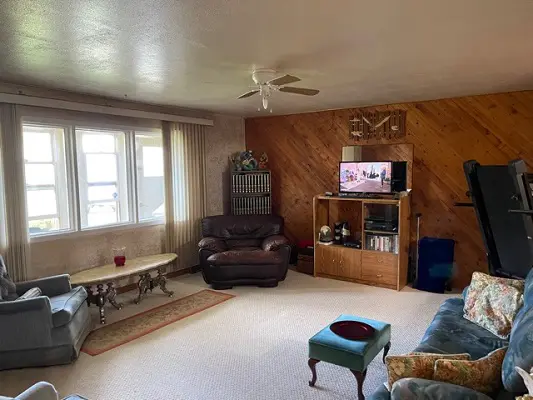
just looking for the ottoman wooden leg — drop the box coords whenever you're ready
[383,341,391,363]
[308,358,320,387]
[350,369,367,400]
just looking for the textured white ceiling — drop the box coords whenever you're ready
[0,0,532,116]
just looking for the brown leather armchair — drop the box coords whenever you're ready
[199,215,291,289]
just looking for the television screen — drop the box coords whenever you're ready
[339,161,392,193]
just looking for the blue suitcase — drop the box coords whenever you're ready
[415,237,455,293]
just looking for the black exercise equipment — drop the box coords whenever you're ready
[461,160,532,279]
[508,159,533,260]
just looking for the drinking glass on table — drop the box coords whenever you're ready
[113,247,126,267]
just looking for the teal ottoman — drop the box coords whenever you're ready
[308,314,391,400]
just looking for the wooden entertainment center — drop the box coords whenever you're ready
[313,194,411,291]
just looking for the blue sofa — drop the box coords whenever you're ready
[0,381,88,400]
[370,269,533,400]
[0,271,92,370]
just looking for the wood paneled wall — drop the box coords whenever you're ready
[245,91,533,288]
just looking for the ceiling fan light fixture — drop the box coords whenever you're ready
[237,69,320,112]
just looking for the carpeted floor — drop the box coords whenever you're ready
[0,270,454,400]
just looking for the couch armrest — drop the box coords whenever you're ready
[198,237,227,253]
[261,235,289,251]
[390,378,492,400]
[16,274,71,297]
[16,382,59,400]
[0,297,53,351]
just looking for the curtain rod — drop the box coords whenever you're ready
[0,93,214,126]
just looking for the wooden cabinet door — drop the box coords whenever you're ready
[315,245,342,276]
[340,249,362,280]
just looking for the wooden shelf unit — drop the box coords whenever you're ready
[313,194,411,291]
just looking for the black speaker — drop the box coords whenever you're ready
[391,161,407,192]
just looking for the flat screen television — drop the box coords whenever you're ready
[339,161,393,194]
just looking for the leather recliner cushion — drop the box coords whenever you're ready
[210,263,281,281]
[226,239,263,249]
[208,250,283,266]
[202,215,283,239]
[50,286,88,328]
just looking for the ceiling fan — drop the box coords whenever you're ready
[238,68,319,111]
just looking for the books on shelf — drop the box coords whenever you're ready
[231,171,272,215]
[365,234,399,254]
[231,172,271,194]
[231,196,271,215]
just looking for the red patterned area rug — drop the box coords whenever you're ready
[81,289,234,356]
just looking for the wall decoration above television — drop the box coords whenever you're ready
[349,110,406,140]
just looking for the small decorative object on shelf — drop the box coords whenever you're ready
[230,150,264,171]
[318,226,333,245]
[259,152,269,169]
[230,150,269,171]
[515,366,533,400]
[113,247,126,267]
[341,222,351,244]
[334,222,344,244]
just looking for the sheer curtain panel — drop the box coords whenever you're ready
[0,104,29,281]
[164,122,207,270]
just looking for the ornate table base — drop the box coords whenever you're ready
[134,268,174,304]
[84,268,174,323]
[85,282,123,324]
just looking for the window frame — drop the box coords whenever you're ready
[76,128,132,229]
[23,122,74,236]
[134,131,165,222]
[21,116,164,242]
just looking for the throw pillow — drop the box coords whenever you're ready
[385,353,471,388]
[0,255,18,301]
[464,272,525,339]
[15,287,42,301]
[433,346,507,394]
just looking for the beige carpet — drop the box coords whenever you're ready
[0,270,454,400]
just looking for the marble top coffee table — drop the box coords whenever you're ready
[71,253,178,324]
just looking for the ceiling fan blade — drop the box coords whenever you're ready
[238,90,260,99]
[268,74,301,86]
[279,87,319,96]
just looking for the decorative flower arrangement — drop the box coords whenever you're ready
[230,151,268,171]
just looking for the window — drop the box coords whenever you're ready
[76,129,130,228]
[135,133,164,220]
[22,121,163,237]
[23,124,71,235]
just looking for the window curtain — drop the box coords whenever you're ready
[0,104,30,281]
[163,122,207,270]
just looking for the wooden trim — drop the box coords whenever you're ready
[315,273,398,290]
[315,195,400,204]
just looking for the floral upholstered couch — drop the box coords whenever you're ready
[370,268,533,400]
